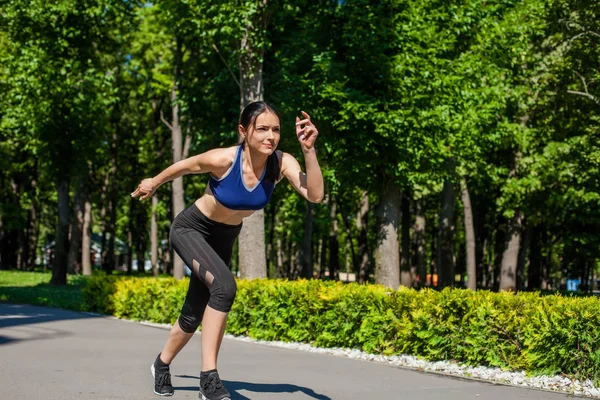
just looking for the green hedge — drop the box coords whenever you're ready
[82,276,600,383]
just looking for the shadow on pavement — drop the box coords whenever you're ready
[225,381,332,400]
[0,303,98,346]
[175,375,331,399]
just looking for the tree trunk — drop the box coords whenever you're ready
[481,238,489,288]
[318,237,326,280]
[342,212,357,279]
[26,167,39,269]
[170,61,185,279]
[276,232,285,279]
[300,201,313,278]
[541,229,552,289]
[400,193,412,287]
[429,216,438,286]
[273,211,284,278]
[0,213,4,269]
[106,225,116,273]
[499,211,524,291]
[100,168,109,268]
[1,176,20,269]
[583,259,592,293]
[127,229,134,274]
[239,5,265,111]
[436,180,456,288]
[1,229,18,270]
[328,195,340,280]
[461,178,476,290]
[516,223,530,291]
[103,130,118,275]
[276,236,284,278]
[82,196,92,276]
[17,227,25,270]
[413,198,426,287]
[238,212,267,279]
[374,181,401,289]
[26,203,39,269]
[289,240,297,279]
[127,194,134,275]
[527,225,541,290]
[10,178,25,270]
[266,205,277,277]
[68,174,86,275]
[51,178,70,285]
[315,237,323,279]
[499,147,524,292]
[237,1,268,279]
[151,195,159,277]
[150,97,162,278]
[492,222,505,290]
[136,237,146,274]
[344,238,352,281]
[475,212,488,289]
[105,189,116,274]
[357,190,370,284]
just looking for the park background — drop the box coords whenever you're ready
[2,0,600,388]
[2,0,600,292]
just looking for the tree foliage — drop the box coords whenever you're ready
[1,0,599,293]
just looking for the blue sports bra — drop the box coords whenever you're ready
[209,144,280,211]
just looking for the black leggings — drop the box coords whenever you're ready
[170,205,242,333]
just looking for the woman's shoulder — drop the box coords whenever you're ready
[204,145,239,167]
[273,151,297,183]
[197,146,239,179]
[278,151,298,168]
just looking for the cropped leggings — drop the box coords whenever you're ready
[170,204,242,333]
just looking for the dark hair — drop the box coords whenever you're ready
[238,101,281,144]
[238,101,282,183]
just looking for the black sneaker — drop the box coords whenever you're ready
[151,356,174,397]
[199,370,230,400]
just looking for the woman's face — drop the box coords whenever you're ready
[240,111,280,155]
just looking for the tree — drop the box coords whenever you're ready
[1,0,130,283]
[237,0,273,279]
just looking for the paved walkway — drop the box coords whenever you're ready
[0,303,581,400]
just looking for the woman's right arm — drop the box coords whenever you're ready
[131,148,230,200]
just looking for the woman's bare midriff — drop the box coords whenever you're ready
[194,186,256,226]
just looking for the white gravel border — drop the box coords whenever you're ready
[123,317,600,399]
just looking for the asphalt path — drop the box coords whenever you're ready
[0,303,580,400]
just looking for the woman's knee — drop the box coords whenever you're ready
[178,303,202,333]
[208,274,237,312]
[178,276,210,333]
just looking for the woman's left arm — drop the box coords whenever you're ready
[280,111,324,203]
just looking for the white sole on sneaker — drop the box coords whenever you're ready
[151,363,174,397]
[199,395,231,400]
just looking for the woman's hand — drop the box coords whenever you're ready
[131,178,157,201]
[295,111,319,151]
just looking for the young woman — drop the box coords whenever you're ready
[131,101,324,400]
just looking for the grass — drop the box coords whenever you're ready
[0,270,87,311]
[0,269,171,311]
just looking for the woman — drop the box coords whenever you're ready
[131,101,324,400]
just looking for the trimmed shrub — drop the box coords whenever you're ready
[111,277,188,324]
[82,277,600,383]
[82,275,119,314]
